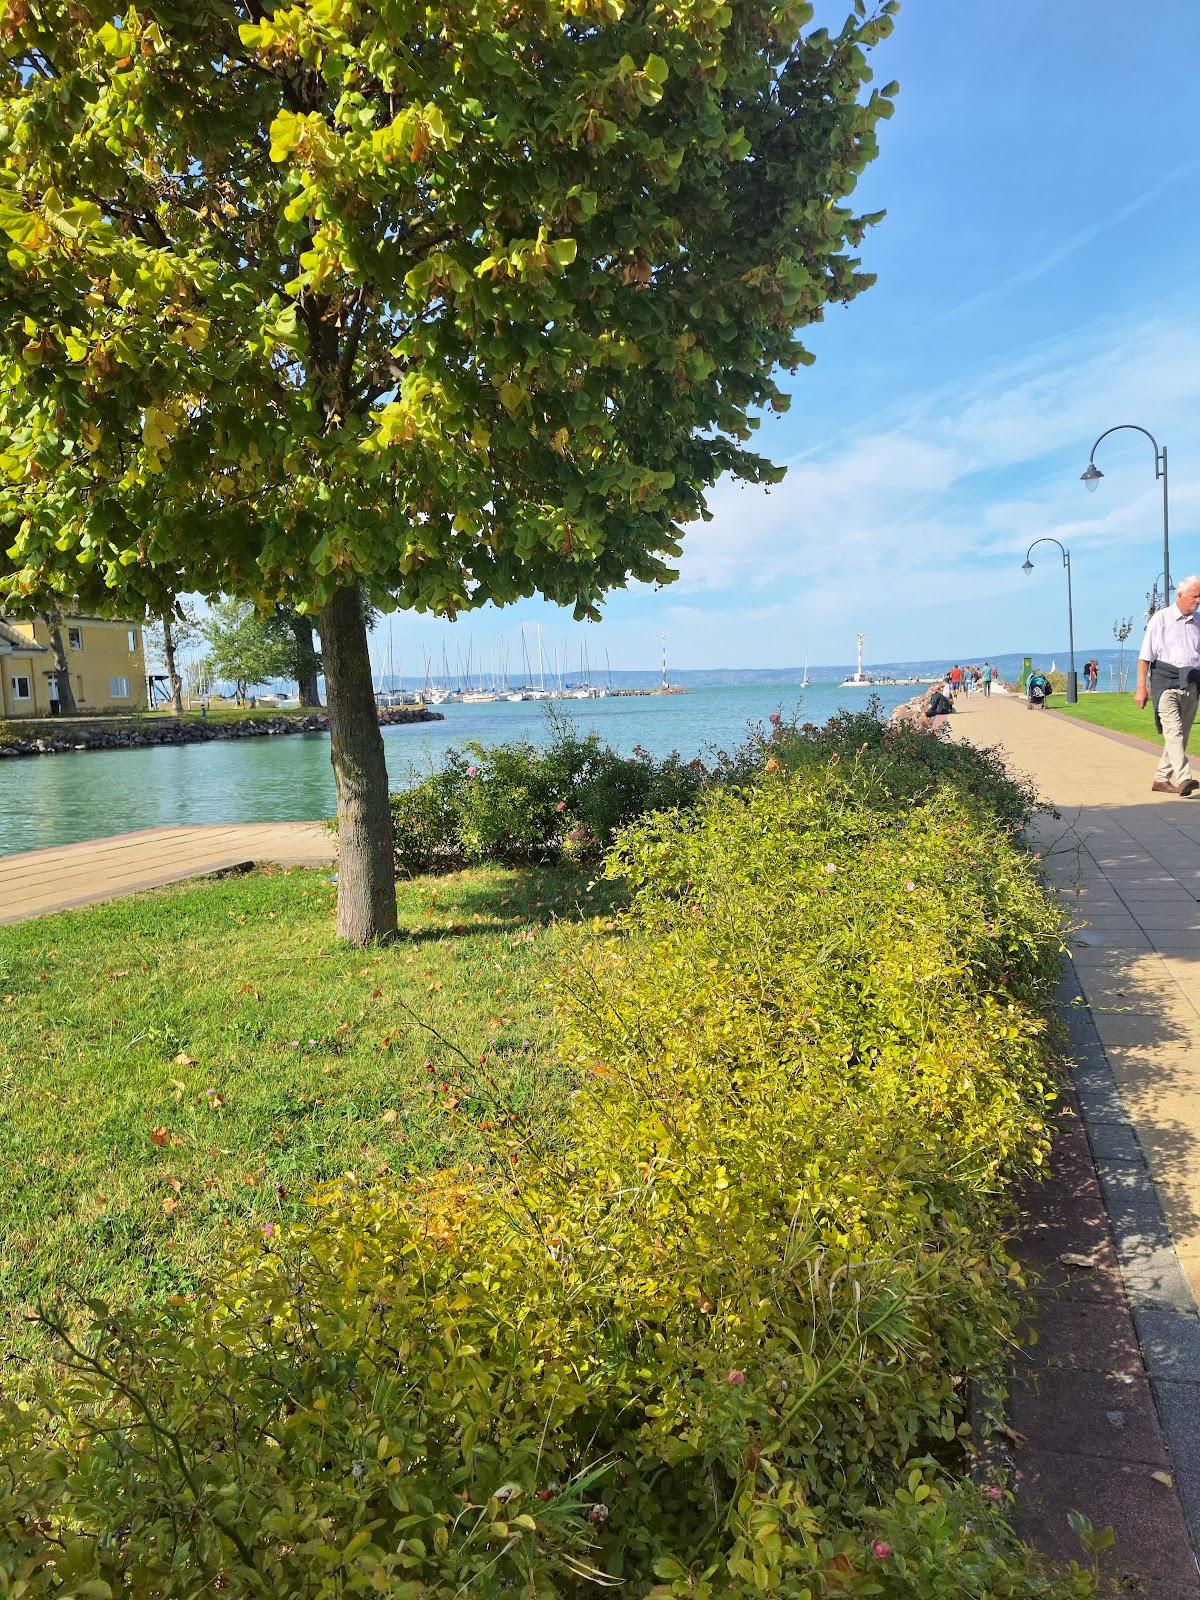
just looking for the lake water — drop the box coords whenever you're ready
[0,680,928,856]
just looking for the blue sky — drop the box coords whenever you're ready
[395,3,1200,675]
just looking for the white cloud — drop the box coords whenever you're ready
[673,313,1200,611]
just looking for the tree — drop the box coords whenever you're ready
[36,608,77,715]
[201,598,294,704]
[0,0,896,944]
[1113,616,1133,694]
[146,600,203,713]
[277,605,322,707]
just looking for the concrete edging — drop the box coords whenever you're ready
[1060,961,1200,1553]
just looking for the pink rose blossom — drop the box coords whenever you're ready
[871,1540,892,1560]
[556,800,567,812]
[466,765,479,778]
[725,1368,746,1386]
[262,1223,275,1239]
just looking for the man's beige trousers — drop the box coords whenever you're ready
[1156,685,1199,785]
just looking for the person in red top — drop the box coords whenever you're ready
[948,665,963,698]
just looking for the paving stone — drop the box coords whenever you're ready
[1073,1060,1130,1124]
[1012,1446,1200,1585]
[1007,1369,1169,1466]
[1133,1307,1200,1383]
[1095,1158,1198,1313]
[1089,1122,1146,1163]
[1018,1291,1144,1377]
[1150,1380,1200,1556]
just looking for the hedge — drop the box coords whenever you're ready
[0,715,1091,1598]
[388,718,707,876]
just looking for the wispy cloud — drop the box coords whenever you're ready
[673,312,1200,609]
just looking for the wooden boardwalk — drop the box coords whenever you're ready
[0,823,336,925]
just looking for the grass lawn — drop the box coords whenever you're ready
[1053,692,1158,742]
[0,864,613,1361]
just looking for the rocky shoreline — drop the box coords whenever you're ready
[0,705,443,759]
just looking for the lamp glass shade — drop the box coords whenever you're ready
[1081,463,1103,493]
[1021,559,1034,574]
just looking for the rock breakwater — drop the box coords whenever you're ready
[0,705,443,759]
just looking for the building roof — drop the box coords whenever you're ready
[0,619,49,651]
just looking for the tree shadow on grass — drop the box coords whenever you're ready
[392,863,627,945]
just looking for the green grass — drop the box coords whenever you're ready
[1053,691,1157,741]
[0,864,614,1360]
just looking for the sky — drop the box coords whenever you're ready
[369,0,1200,677]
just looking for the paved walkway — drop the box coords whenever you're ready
[953,693,1200,1586]
[954,694,1200,1297]
[0,823,336,924]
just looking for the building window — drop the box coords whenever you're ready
[128,629,138,653]
[10,675,30,701]
[109,676,130,699]
[68,627,83,651]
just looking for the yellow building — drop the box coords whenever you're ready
[0,615,148,719]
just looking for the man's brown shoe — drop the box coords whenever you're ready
[1153,780,1182,794]
[1180,779,1200,797]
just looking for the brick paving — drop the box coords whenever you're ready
[952,693,1200,1589]
[0,823,335,924]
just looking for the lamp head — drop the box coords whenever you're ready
[1022,558,1034,574]
[1081,462,1103,493]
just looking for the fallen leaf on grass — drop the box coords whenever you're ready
[163,1176,182,1195]
[150,1126,172,1148]
[1058,1252,1098,1269]
[161,1196,177,1215]
[381,1109,399,1125]
[172,1052,197,1068]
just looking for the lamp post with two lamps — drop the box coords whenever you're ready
[1081,424,1169,604]
[1022,537,1077,704]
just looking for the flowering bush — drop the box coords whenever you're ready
[389,717,706,875]
[0,735,1088,1597]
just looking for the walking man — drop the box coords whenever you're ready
[981,661,992,696]
[1135,576,1200,796]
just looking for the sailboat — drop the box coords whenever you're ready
[801,654,810,689]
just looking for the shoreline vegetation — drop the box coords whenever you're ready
[0,708,1090,1596]
[0,703,443,760]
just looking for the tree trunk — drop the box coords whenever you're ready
[319,581,396,945]
[161,611,184,714]
[289,611,323,706]
[38,612,77,715]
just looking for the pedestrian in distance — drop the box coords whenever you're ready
[1026,669,1051,711]
[1088,659,1100,692]
[949,664,963,699]
[981,661,993,697]
[1135,576,1200,796]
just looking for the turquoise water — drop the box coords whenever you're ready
[0,681,923,856]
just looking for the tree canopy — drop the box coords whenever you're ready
[0,0,897,939]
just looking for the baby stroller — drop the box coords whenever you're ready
[1026,671,1051,710]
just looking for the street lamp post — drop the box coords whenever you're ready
[1023,537,1077,704]
[1082,424,1170,604]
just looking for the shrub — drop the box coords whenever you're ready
[389,716,708,875]
[0,746,1087,1597]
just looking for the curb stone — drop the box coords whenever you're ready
[1059,961,1200,1563]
